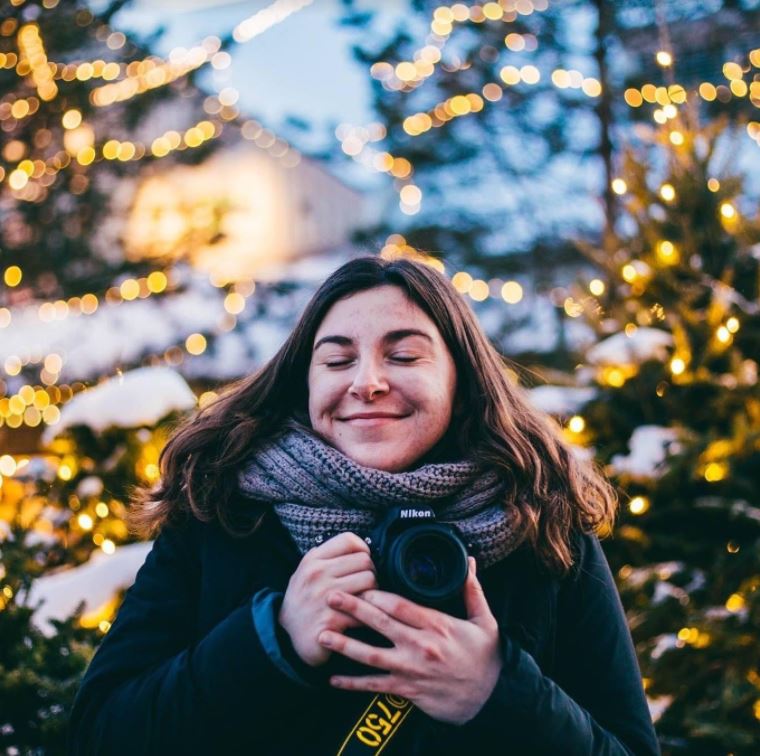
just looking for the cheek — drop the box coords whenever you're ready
[308,371,344,420]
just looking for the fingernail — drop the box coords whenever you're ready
[319,632,332,646]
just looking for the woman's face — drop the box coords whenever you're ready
[308,285,457,472]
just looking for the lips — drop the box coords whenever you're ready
[341,412,406,420]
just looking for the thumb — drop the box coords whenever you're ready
[464,557,492,623]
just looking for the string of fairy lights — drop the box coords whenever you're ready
[0,0,311,446]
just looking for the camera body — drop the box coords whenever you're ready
[367,505,469,618]
[323,506,470,677]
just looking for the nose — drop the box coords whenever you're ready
[349,357,389,401]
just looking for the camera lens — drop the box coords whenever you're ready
[403,534,452,589]
[387,525,468,606]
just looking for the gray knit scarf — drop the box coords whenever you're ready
[237,425,523,568]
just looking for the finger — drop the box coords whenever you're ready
[327,592,409,644]
[361,590,437,630]
[318,628,396,671]
[335,569,378,596]
[329,551,376,578]
[312,531,370,559]
[464,557,493,623]
[329,673,401,695]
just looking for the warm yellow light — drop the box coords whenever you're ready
[42,405,61,425]
[4,266,22,287]
[656,240,679,265]
[698,82,717,101]
[624,88,643,107]
[101,539,116,554]
[628,496,650,515]
[663,104,677,119]
[500,65,520,86]
[44,353,62,373]
[0,455,16,476]
[120,279,140,301]
[185,333,207,355]
[704,461,727,482]
[76,146,96,165]
[659,183,676,202]
[720,202,736,219]
[451,271,473,294]
[4,356,22,376]
[568,415,585,433]
[563,297,583,318]
[501,281,523,304]
[670,357,686,375]
[656,50,672,67]
[725,593,745,612]
[78,513,94,530]
[8,170,28,190]
[395,61,417,82]
[95,501,110,518]
[147,271,168,293]
[622,264,638,283]
[707,178,720,192]
[602,367,626,387]
[716,326,731,344]
[611,178,627,195]
[198,391,219,409]
[669,131,684,146]
[399,184,422,205]
[520,65,540,84]
[62,109,82,129]
[723,61,743,81]
[589,279,605,296]
[582,78,602,97]
[726,317,740,333]
[469,279,489,302]
[224,292,245,314]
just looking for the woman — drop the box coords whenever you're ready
[68,257,660,755]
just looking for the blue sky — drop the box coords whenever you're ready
[115,0,380,141]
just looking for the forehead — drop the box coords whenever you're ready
[315,285,436,338]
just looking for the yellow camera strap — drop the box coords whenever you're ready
[336,694,415,755]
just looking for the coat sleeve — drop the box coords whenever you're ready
[454,532,661,755]
[66,516,310,755]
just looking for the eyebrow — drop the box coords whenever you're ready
[312,329,433,352]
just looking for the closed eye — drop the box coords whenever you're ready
[391,354,419,363]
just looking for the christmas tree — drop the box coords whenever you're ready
[555,104,760,753]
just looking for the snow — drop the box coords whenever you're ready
[23,540,152,637]
[0,281,223,383]
[528,385,596,415]
[610,425,679,479]
[586,328,673,366]
[42,366,196,441]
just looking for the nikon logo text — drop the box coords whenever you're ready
[399,509,434,519]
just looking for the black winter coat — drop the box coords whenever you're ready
[67,506,661,755]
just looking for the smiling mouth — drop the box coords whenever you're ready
[339,413,410,422]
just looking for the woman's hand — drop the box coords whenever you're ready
[317,557,502,725]
[279,532,378,667]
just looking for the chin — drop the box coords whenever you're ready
[341,445,417,472]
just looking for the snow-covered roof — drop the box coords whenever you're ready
[23,540,152,637]
[43,366,197,441]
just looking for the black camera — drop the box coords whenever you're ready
[323,507,470,677]
[367,506,469,617]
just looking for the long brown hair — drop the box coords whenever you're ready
[128,256,617,575]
